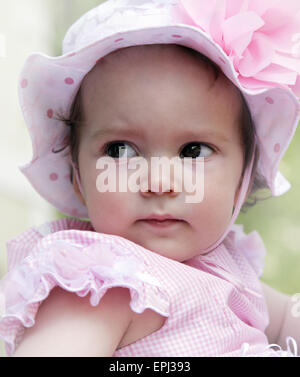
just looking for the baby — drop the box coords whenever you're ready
[70,44,249,260]
[0,0,300,357]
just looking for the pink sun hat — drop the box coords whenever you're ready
[18,0,300,221]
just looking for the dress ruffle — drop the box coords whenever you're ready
[227,224,266,278]
[0,233,170,356]
[240,336,298,357]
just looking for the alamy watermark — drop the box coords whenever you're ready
[95,156,204,203]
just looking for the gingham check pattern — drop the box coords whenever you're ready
[0,218,290,356]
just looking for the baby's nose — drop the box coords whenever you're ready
[139,157,180,198]
[140,184,179,197]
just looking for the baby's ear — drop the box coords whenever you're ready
[72,168,86,206]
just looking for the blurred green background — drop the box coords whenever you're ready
[238,134,300,295]
[52,0,300,295]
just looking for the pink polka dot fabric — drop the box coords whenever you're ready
[17,0,300,220]
[0,218,297,357]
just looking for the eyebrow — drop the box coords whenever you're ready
[173,128,230,143]
[89,124,230,143]
[89,125,144,139]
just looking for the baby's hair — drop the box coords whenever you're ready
[53,44,270,213]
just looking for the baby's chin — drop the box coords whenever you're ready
[90,221,213,261]
[128,236,204,262]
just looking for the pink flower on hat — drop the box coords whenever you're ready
[173,0,300,97]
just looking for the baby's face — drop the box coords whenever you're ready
[74,45,244,261]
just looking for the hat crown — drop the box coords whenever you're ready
[63,0,178,54]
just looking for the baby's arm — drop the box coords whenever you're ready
[13,286,133,357]
[261,282,300,348]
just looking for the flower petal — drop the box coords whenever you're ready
[209,2,226,46]
[225,0,249,18]
[238,33,275,76]
[253,64,298,85]
[223,11,265,56]
[289,75,300,96]
[273,53,300,74]
[259,9,300,52]
[238,76,284,91]
[180,0,217,32]
[248,0,281,17]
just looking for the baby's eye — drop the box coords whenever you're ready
[105,141,138,158]
[180,142,213,159]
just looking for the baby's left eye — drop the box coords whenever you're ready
[180,142,213,159]
[105,141,138,158]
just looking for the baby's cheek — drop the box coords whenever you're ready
[190,179,234,235]
[87,191,131,233]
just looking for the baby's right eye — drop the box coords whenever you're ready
[105,141,138,158]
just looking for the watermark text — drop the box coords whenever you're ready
[95,156,204,203]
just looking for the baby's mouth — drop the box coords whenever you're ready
[137,214,187,228]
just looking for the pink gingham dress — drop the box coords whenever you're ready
[0,218,296,357]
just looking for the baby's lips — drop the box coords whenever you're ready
[139,213,187,222]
